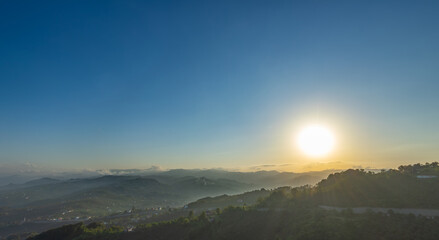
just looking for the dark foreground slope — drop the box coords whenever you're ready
[29,206,439,240]
[27,162,439,240]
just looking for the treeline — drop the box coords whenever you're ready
[259,162,439,208]
[187,189,270,210]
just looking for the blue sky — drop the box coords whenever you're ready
[1,0,439,171]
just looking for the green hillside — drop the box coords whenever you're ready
[260,162,439,209]
[0,175,250,226]
[187,189,270,210]
[27,162,439,240]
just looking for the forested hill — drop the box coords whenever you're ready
[28,206,439,240]
[260,162,439,209]
[27,163,439,240]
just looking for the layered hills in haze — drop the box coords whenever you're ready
[0,168,333,236]
[28,163,439,240]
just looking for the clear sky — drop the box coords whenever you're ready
[1,0,439,172]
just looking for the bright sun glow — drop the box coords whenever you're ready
[296,124,336,157]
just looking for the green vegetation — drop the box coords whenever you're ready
[260,162,439,208]
[27,222,123,240]
[187,188,270,210]
[27,163,439,240]
[0,175,251,226]
[28,206,439,240]
[1,168,333,235]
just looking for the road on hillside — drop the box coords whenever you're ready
[319,205,439,217]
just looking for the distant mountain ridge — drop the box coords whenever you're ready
[0,167,336,187]
[0,175,250,225]
[0,169,333,229]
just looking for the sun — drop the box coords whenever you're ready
[296,124,336,157]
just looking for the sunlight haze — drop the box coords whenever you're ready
[1,1,438,172]
[2,2,439,239]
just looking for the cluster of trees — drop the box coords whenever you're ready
[397,162,439,175]
[187,189,270,210]
[27,222,123,240]
[260,162,439,208]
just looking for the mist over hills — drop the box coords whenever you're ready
[0,165,335,187]
[0,168,334,237]
[24,162,439,240]
[0,175,245,221]
[141,168,334,190]
[0,167,334,192]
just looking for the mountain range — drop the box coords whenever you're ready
[0,169,334,230]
